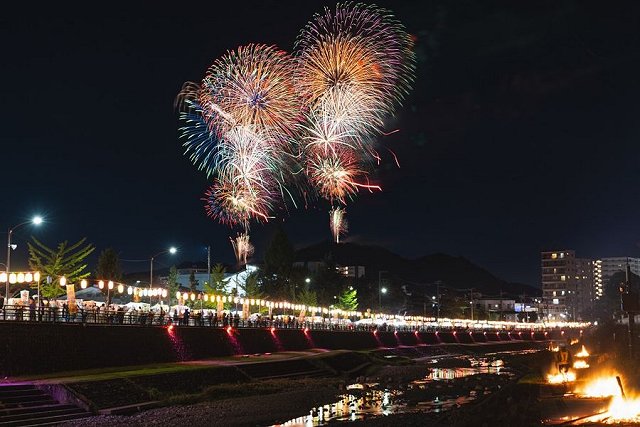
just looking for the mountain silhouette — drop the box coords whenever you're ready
[295,241,539,298]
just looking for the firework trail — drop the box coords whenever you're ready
[230,233,254,267]
[330,207,348,243]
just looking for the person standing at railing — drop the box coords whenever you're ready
[28,298,35,321]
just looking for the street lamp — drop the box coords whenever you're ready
[378,270,387,310]
[150,247,177,303]
[5,216,43,303]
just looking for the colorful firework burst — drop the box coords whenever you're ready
[294,2,415,113]
[179,44,305,229]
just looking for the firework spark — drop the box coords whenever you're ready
[230,233,254,267]
[330,207,348,243]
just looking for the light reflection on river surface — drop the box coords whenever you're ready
[270,358,516,427]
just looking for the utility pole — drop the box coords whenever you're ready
[436,281,441,321]
[625,263,634,359]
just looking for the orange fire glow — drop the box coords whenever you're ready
[575,345,589,358]
[574,375,640,424]
[573,360,590,369]
[547,371,576,384]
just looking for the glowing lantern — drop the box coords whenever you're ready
[98,280,104,289]
[34,271,40,282]
[117,284,124,293]
[190,293,195,301]
[162,289,167,298]
[17,273,25,283]
[80,279,87,289]
[127,287,133,295]
[9,273,17,284]
[175,291,181,299]
[0,272,7,283]
[25,273,33,282]
[183,292,188,301]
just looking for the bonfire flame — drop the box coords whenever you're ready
[575,375,640,423]
[547,371,576,384]
[575,345,589,358]
[573,360,590,369]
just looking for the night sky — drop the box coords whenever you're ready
[3,1,640,286]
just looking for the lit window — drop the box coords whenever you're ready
[561,275,566,281]
[561,291,565,295]
[553,298,559,304]
[551,253,558,259]
[560,253,565,258]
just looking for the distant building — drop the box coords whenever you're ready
[593,257,640,298]
[337,265,365,279]
[160,265,258,295]
[474,298,516,322]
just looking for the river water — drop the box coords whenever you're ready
[270,352,522,426]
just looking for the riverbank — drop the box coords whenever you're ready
[60,343,548,426]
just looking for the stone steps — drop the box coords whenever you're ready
[0,384,91,426]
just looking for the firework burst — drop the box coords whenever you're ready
[294,2,415,113]
[329,207,348,243]
[179,44,305,229]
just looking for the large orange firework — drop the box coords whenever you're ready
[200,44,303,139]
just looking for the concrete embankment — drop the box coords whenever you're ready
[0,321,570,376]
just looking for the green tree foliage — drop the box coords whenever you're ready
[203,264,227,309]
[242,272,264,298]
[297,285,318,308]
[28,237,95,298]
[261,226,294,298]
[335,287,358,311]
[205,264,227,294]
[189,270,199,292]
[167,265,180,305]
[95,248,122,281]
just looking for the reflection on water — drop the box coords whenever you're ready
[271,361,513,427]
[272,389,400,427]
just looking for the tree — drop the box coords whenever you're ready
[335,286,358,311]
[167,265,179,305]
[261,225,294,298]
[204,264,227,309]
[96,248,122,280]
[297,285,318,308]
[28,237,95,298]
[188,271,197,291]
[205,264,227,294]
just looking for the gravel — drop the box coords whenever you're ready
[62,384,341,426]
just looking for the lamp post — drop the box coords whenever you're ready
[380,286,387,310]
[5,216,43,303]
[378,270,387,310]
[150,247,177,303]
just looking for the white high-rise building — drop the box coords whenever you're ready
[593,257,640,298]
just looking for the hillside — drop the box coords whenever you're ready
[295,241,540,298]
